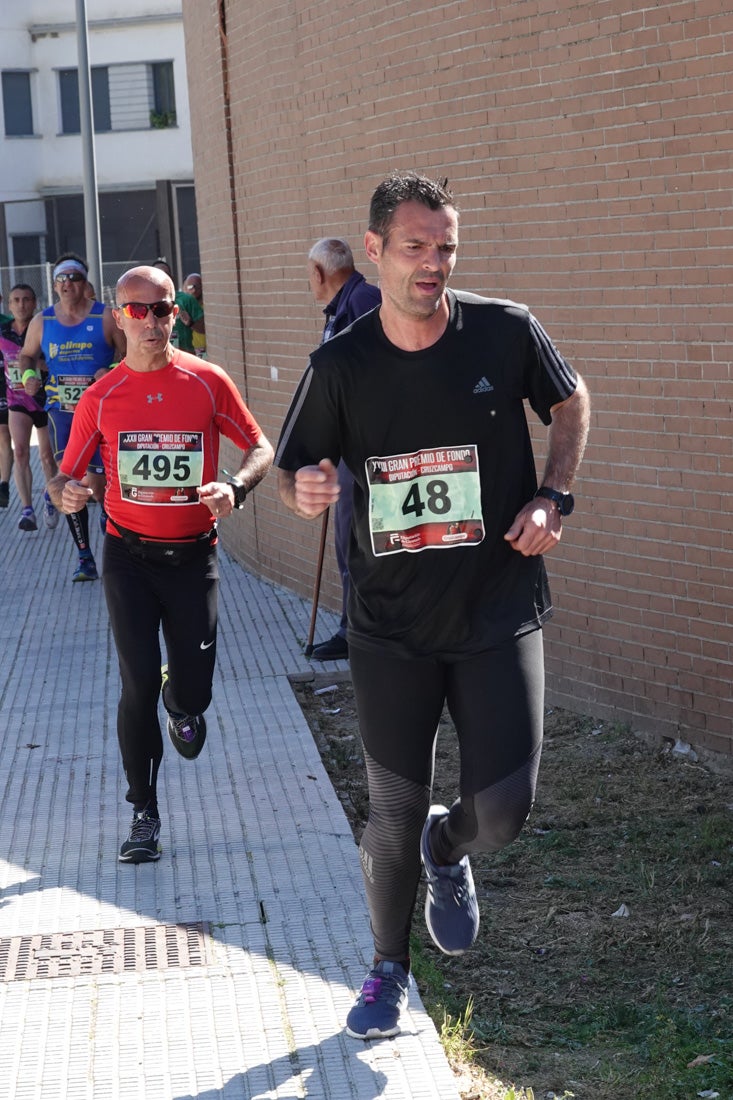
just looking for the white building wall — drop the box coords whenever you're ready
[30,20,194,192]
[0,1,194,235]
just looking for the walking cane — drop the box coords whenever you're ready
[304,508,330,657]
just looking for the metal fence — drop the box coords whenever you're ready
[0,262,144,311]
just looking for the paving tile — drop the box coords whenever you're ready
[0,459,460,1100]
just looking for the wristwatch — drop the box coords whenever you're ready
[226,477,248,509]
[534,486,575,516]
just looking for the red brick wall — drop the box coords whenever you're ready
[182,0,733,756]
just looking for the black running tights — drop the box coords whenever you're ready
[102,534,219,810]
[349,630,545,962]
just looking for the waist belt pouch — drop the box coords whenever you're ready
[109,518,214,565]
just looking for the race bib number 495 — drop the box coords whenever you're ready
[366,444,485,556]
[118,431,204,505]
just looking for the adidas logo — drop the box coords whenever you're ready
[473,376,494,394]
[359,844,374,883]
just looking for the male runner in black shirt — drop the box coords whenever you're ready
[277,172,590,1040]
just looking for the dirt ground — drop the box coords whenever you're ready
[291,671,733,1100]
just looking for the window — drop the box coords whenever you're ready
[57,62,177,134]
[59,67,111,134]
[2,71,34,136]
[12,234,43,267]
[151,62,176,127]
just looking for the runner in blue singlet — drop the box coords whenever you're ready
[18,254,125,581]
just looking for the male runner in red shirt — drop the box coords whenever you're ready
[48,265,274,863]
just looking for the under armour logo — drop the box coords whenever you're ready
[147,393,163,403]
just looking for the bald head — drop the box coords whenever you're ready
[183,273,202,299]
[117,265,175,303]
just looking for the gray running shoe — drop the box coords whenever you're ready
[43,491,59,529]
[119,808,161,863]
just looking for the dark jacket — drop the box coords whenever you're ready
[323,270,381,343]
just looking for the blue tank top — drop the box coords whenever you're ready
[42,300,114,412]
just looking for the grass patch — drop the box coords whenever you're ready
[293,677,733,1100]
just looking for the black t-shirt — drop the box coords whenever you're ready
[277,290,578,658]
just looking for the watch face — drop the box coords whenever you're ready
[559,493,575,516]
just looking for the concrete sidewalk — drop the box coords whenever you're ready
[0,468,461,1099]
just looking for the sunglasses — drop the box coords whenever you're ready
[55,272,86,283]
[117,300,176,320]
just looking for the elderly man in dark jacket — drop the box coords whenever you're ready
[306,238,381,660]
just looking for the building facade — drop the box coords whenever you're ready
[188,1,730,756]
[0,0,199,303]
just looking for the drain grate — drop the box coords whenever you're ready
[0,922,211,981]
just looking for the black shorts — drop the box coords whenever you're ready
[8,403,49,429]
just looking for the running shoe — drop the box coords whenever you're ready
[0,481,9,508]
[162,664,207,759]
[72,555,98,582]
[118,807,162,863]
[345,960,411,1039]
[43,491,59,529]
[420,804,480,956]
[18,506,37,531]
[167,712,207,760]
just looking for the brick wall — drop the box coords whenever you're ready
[182,0,733,755]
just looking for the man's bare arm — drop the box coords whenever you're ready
[504,374,590,557]
[540,374,591,491]
[232,435,275,493]
[18,313,44,393]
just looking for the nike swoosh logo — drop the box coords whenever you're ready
[200,640,215,650]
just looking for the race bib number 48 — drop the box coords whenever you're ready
[366,444,485,556]
[118,431,204,505]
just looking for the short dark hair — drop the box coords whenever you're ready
[368,172,457,239]
[9,283,36,298]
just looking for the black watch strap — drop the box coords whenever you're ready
[534,486,575,516]
[227,477,248,509]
